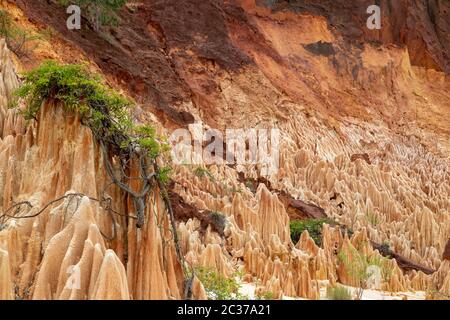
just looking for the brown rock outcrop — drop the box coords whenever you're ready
[444,239,450,261]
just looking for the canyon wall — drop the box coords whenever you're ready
[0,0,449,299]
[0,40,194,299]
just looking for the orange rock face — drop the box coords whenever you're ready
[1,0,449,300]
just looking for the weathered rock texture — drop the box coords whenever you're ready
[0,41,200,300]
[444,239,450,261]
[0,0,449,300]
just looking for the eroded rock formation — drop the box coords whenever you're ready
[0,0,449,300]
[0,41,204,300]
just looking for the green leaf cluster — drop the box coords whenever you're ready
[326,285,353,300]
[289,218,336,246]
[12,60,171,179]
[13,61,129,120]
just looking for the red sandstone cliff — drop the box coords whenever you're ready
[0,0,449,300]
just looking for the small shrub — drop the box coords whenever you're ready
[255,291,275,300]
[193,167,215,181]
[378,242,391,258]
[39,27,56,40]
[227,185,242,194]
[365,212,380,226]
[425,289,450,300]
[338,248,393,299]
[0,10,41,57]
[326,285,353,300]
[289,218,335,246]
[12,61,170,158]
[11,60,172,229]
[156,166,172,185]
[208,211,226,235]
[196,267,244,300]
[245,180,256,193]
[59,0,128,31]
[134,124,163,159]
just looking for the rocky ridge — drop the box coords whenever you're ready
[0,0,449,300]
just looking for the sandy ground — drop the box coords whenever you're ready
[238,280,426,300]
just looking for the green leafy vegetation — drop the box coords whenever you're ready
[59,0,128,31]
[11,61,172,228]
[255,291,275,300]
[9,59,188,291]
[245,180,256,193]
[365,211,380,226]
[195,267,246,300]
[156,166,172,186]
[12,61,168,161]
[338,246,393,300]
[192,165,242,197]
[0,10,42,57]
[289,218,336,246]
[326,285,353,300]
[425,289,450,300]
[378,242,391,258]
